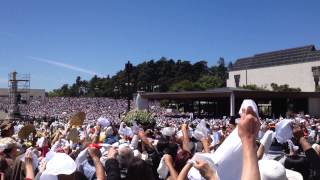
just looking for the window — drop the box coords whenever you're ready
[234,74,240,87]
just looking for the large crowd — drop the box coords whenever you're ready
[0,97,319,180]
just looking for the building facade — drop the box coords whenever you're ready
[0,88,46,102]
[227,45,320,92]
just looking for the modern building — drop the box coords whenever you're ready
[138,45,320,118]
[139,88,320,118]
[227,45,320,92]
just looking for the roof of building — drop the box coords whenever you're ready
[140,87,320,100]
[230,45,320,71]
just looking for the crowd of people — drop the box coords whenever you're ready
[0,97,319,180]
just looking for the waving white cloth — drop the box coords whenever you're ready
[238,99,259,118]
[275,119,293,144]
[131,121,140,135]
[157,156,169,179]
[211,99,258,180]
[193,120,209,140]
[161,127,176,137]
[260,130,274,155]
[97,117,110,128]
[130,135,139,149]
[187,153,219,180]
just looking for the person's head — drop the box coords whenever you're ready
[157,137,178,158]
[126,158,155,180]
[0,137,20,159]
[0,121,14,137]
[117,146,134,168]
[62,171,87,180]
[212,125,219,132]
[175,149,192,172]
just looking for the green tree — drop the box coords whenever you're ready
[50,57,230,96]
[197,75,224,89]
[270,83,301,92]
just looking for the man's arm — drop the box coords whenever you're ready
[238,107,261,180]
[163,154,178,180]
[181,123,191,152]
[104,147,121,180]
[88,147,105,180]
[293,125,320,175]
[25,151,35,180]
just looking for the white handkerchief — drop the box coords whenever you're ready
[97,117,110,128]
[157,156,169,179]
[260,130,274,154]
[238,99,259,118]
[211,127,242,180]
[275,119,293,144]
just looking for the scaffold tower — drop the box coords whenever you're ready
[8,71,30,120]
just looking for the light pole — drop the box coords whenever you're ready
[125,61,133,112]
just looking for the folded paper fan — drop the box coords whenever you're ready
[68,128,80,143]
[69,112,86,126]
[18,124,36,139]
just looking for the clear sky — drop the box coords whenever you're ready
[0,0,319,91]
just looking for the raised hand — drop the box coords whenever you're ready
[193,160,217,180]
[238,106,260,143]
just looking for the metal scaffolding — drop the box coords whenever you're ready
[7,71,30,120]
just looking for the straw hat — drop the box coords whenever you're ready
[0,137,21,152]
[0,120,14,131]
[18,124,36,139]
[67,128,80,143]
[69,112,86,126]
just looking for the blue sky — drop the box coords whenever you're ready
[0,0,319,91]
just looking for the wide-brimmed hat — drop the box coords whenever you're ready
[18,124,36,139]
[67,128,80,143]
[42,153,76,176]
[0,120,14,131]
[69,112,86,126]
[0,137,21,152]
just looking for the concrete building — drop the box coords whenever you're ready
[227,45,320,92]
[139,45,320,118]
[0,88,46,102]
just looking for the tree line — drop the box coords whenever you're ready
[49,57,230,97]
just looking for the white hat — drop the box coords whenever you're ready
[42,153,76,176]
[258,160,303,180]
